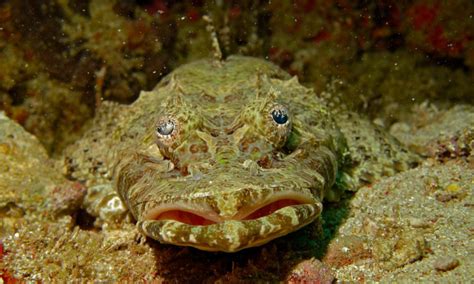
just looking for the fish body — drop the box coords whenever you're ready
[64,56,417,252]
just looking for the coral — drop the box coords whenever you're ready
[0,1,472,282]
[59,0,164,101]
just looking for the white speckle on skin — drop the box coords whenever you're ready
[281,207,300,226]
[113,57,338,253]
[106,196,125,211]
[166,231,175,238]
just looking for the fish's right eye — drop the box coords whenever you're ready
[156,119,175,137]
[271,108,289,125]
[155,116,179,141]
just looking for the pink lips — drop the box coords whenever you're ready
[152,198,305,226]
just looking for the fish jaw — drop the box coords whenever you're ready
[138,203,322,252]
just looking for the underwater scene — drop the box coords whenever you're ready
[0,0,473,282]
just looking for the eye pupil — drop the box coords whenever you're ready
[157,120,175,136]
[271,109,288,124]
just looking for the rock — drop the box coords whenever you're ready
[435,192,458,202]
[390,105,474,158]
[372,226,426,269]
[334,161,473,282]
[0,113,84,225]
[408,217,431,229]
[48,182,87,216]
[323,236,371,268]
[434,256,460,272]
[286,258,335,284]
[435,183,466,203]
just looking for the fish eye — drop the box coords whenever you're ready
[156,118,176,137]
[271,107,289,125]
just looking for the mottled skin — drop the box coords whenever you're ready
[63,56,418,252]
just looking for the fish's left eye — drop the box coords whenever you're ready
[271,107,289,125]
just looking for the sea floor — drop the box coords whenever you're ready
[0,1,473,282]
[0,104,472,282]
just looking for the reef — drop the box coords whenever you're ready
[0,0,473,282]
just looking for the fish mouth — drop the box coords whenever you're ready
[138,203,321,252]
[138,191,322,252]
[143,192,316,225]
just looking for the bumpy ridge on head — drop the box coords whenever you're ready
[114,56,344,252]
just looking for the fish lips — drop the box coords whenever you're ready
[137,203,322,252]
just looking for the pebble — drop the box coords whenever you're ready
[433,256,460,272]
[408,217,431,228]
[363,217,380,237]
[0,143,11,154]
[435,192,457,202]
[445,183,461,193]
[323,235,371,268]
[286,258,335,284]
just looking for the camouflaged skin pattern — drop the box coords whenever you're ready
[63,56,418,252]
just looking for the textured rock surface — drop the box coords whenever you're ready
[0,60,472,281]
[0,113,85,237]
[0,0,472,281]
[390,105,474,159]
[330,160,473,282]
